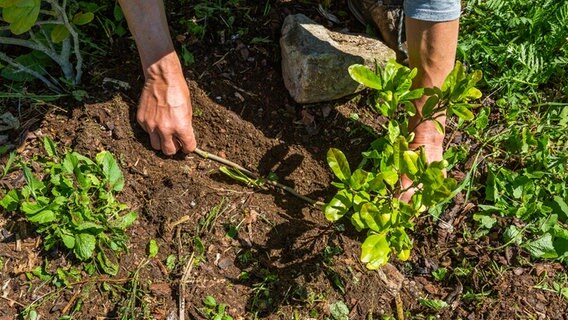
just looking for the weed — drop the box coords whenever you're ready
[203,295,234,320]
[324,60,482,269]
[0,137,137,275]
[418,297,449,311]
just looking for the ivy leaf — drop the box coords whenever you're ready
[324,189,352,221]
[72,12,94,25]
[96,151,125,191]
[74,233,96,261]
[348,64,383,90]
[360,233,391,270]
[51,25,70,43]
[327,148,351,181]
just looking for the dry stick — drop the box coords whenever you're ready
[179,252,195,320]
[395,293,404,320]
[193,148,325,208]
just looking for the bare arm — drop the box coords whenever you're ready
[118,0,196,155]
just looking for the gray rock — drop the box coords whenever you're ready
[280,14,395,104]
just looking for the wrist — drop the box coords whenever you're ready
[144,51,184,80]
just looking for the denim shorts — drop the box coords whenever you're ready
[404,0,461,22]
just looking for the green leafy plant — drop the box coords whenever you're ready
[324,60,482,269]
[0,137,137,275]
[0,0,96,89]
[202,295,234,320]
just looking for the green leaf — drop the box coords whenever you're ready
[97,251,118,276]
[148,239,159,258]
[329,301,349,320]
[419,298,449,311]
[422,95,439,118]
[433,119,445,135]
[27,209,56,224]
[0,0,22,8]
[359,203,381,232]
[61,232,75,249]
[382,167,398,187]
[74,233,96,261]
[348,64,382,90]
[50,25,70,43]
[0,189,20,211]
[473,213,497,229]
[76,222,104,233]
[203,296,217,308]
[72,12,94,25]
[464,87,482,100]
[327,148,351,181]
[402,150,419,175]
[503,225,523,245]
[360,233,391,270]
[451,103,474,121]
[401,88,424,100]
[524,234,558,259]
[324,189,352,221]
[2,0,40,35]
[112,211,137,230]
[22,164,44,195]
[348,169,368,191]
[96,151,125,191]
[43,136,57,157]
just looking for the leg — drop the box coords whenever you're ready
[400,17,459,202]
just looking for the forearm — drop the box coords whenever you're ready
[118,0,182,78]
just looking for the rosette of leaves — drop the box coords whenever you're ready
[324,60,482,269]
[0,137,137,275]
[0,0,95,89]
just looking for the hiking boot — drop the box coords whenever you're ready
[348,0,408,64]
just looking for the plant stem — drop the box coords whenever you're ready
[0,52,59,91]
[193,148,325,208]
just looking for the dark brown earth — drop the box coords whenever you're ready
[0,1,566,319]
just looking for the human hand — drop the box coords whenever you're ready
[136,70,197,155]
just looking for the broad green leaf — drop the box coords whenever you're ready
[0,0,22,8]
[503,225,522,245]
[433,119,445,135]
[27,209,56,224]
[348,64,382,90]
[97,252,118,275]
[43,136,57,157]
[419,298,449,311]
[350,211,366,231]
[421,95,439,118]
[524,234,558,259]
[203,296,217,308]
[387,120,400,144]
[451,103,474,121]
[96,151,125,191]
[327,148,351,181]
[402,151,419,175]
[329,301,349,320]
[349,169,368,190]
[148,239,159,258]
[324,189,352,221]
[360,233,391,270]
[382,167,398,187]
[72,12,94,25]
[367,175,386,193]
[61,232,75,249]
[464,87,482,100]
[360,203,381,232]
[22,164,44,195]
[74,233,96,261]
[76,222,104,233]
[401,88,424,100]
[0,189,20,211]
[3,0,40,35]
[113,211,137,230]
[553,196,568,220]
[51,25,70,43]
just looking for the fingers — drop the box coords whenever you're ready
[177,128,197,153]
[149,131,162,151]
[159,131,179,156]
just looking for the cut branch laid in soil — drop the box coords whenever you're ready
[193,148,325,208]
